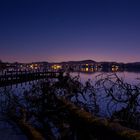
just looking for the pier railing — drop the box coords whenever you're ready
[0,70,62,87]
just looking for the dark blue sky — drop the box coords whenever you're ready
[0,0,140,63]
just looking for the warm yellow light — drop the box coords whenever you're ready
[86,68,89,72]
[30,64,34,69]
[56,65,61,69]
[52,65,62,70]
[112,68,115,71]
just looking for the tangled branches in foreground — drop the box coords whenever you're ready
[95,73,140,129]
[0,73,140,139]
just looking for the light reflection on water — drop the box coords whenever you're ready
[0,71,139,137]
[71,71,140,85]
[0,79,46,97]
[71,71,140,117]
[0,72,140,117]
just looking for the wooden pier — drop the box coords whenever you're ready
[0,70,62,87]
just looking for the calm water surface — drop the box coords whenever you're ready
[0,71,140,117]
[71,71,140,116]
[0,71,139,138]
[71,71,140,84]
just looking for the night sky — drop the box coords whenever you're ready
[0,0,140,63]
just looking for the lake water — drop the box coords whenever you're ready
[71,71,140,84]
[70,71,140,117]
[0,71,140,138]
[1,72,140,115]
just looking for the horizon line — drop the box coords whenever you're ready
[1,59,140,64]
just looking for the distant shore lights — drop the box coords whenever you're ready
[51,64,62,70]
